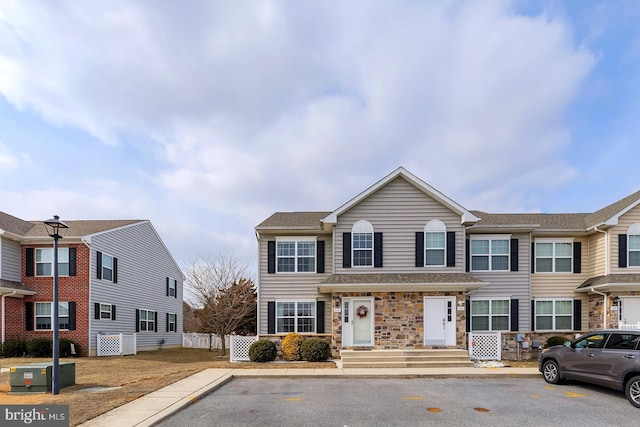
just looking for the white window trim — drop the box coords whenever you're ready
[35,248,70,277]
[275,300,317,334]
[101,252,115,282]
[139,308,156,332]
[352,220,374,268]
[469,235,512,272]
[168,312,177,332]
[168,277,177,297]
[628,224,640,267]
[425,220,446,267]
[275,237,317,273]
[35,301,70,331]
[470,298,511,331]
[100,303,113,320]
[534,298,574,331]
[534,238,574,274]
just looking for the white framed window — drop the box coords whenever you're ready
[535,239,573,273]
[168,278,177,297]
[139,309,155,331]
[628,223,640,267]
[470,236,510,271]
[35,248,69,276]
[535,299,573,330]
[35,302,69,330]
[276,301,316,333]
[425,220,446,266]
[168,313,176,332]
[102,253,114,281]
[100,303,113,320]
[352,220,373,267]
[276,238,316,273]
[471,299,510,331]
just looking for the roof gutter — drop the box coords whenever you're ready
[591,287,608,328]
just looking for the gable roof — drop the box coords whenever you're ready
[256,212,331,232]
[323,167,479,226]
[0,211,36,236]
[585,188,640,229]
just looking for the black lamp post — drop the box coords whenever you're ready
[44,215,68,395]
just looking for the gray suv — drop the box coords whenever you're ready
[539,329,640,407]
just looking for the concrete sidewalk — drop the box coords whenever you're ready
[78,366,540,427]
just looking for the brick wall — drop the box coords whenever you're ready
[19,243,90,356]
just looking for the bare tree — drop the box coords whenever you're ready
[185,253,256,354]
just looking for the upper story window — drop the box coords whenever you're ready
[535,239,573,273]
[352,220,373,267]
[470,236,510,271]
[276,238,316,273]
[97,251,118,283]
[628,223,640,267]
[35,248,69,276]
[425,220,446,266]
[167,277,177,297]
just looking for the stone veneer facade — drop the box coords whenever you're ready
[330,291,467,356]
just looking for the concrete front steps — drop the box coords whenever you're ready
[340,348,474,369]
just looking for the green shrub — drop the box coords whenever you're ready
[546,335,570,348]
[59,338,81,357]
[300,338,331,362]
[249,340,277,362]
[26,338,53,357]
[281,333,304,361]
[1,338,26,357]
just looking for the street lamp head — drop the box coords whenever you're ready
[44,215,69,239]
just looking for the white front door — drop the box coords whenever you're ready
[622,298,640,325]
[424,297,456,346]
[342,298,374,347]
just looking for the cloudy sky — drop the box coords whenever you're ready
[1,0,640,277]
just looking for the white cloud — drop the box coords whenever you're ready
[0,140,30,171]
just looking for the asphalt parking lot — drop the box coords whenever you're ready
[158,377,639,426]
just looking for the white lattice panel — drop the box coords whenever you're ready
[469,332,501,360]
[122,335,137,355]
[230,336,258,362]
[97,334,137,356]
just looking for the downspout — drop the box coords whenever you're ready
[255,231,261,337]
[591,287,608,329]
[82,237,92,355]
[2,290,17,343]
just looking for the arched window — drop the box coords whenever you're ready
[352,220,374,267]
[425,220,446,266]
[628,223,640,267]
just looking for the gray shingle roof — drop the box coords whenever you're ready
[0,211,36,235]
[320,273,485,285]
[585,188,640,228]
[577,274,640,289]
[0,279,36,294]
[471,211,589,230]
[256,212,331,231]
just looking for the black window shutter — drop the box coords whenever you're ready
[446,231,456,267]
[174,279,178,299]
[465,239,470,272]
[69,247,77,276]
[343,233,351,268]
[97,251,103,279]
[112,305,116,320]
[154,311,158,332]
[619,234,628,268]
[510,239,519,271]
[166,277,170,296]
[531,300,536,331]
[26,302,33,331]
[573,300,582,330]
[267,241,276,274]
[415,232,425,267]
[374,232,383,268]
[316,301,325,334]
[166,312,170,332]
[95,303,100,320]
[113,258,118,283]
[510,299,519,331]
[465,299,471,332]
[317,241,325,274]
[135,309,140,332]
[531,243,535,274]
[68,302,76,330]
[573,242,582,273]
[26,248,34,277]
[267,301,276,334]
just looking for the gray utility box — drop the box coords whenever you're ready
[10,362,76,393]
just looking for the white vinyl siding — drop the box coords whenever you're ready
[0,237,22,282]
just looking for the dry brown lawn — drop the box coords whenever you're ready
[0,348,335,426]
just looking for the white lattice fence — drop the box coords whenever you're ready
[230,335,258,362]
[97,334,137,356]
[619,323,640,330]
[182,333,230,349]
[469,332,501,360]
